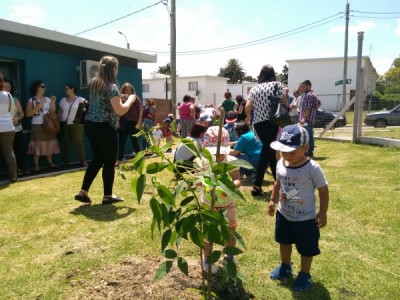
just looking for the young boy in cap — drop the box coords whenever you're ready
[196,126,241,274]
[268,124,329,292]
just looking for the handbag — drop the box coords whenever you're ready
[43,111,60,134]
[268,96,292,128]
[73,100,89,124]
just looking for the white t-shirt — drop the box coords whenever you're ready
[0,91,15,132]
[276,158,328,222]
[152,129,162,139]
[28,97,51,125]
[289,95,301,117]
[59,96,85,124]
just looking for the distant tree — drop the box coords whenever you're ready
[243,75,257,82]
[219,59,246,83]
[275,65,288,84]
[157,63,172,75]
[281,64,288,84]
[375,56,400,102]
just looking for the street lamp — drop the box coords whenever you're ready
[118,31,130,49]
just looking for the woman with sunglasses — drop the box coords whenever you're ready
[58,83,88,167]
[25,80,59,171]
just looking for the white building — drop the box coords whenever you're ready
[286,56,378,110]
[142,74,229,109]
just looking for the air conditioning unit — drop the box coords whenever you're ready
[80,60,99,89]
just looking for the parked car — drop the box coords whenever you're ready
[364,105,400,128]
[313,108,346,128]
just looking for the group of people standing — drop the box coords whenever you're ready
[174,63,326,291]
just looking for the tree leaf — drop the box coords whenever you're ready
[218,177,246,202]
[207,223,223,244]
[189,228,204,248]
[161,229,172,252]
[149,198,161,232]
[229,158,254,170]
[223,246,243,256]
[207,250,222,264]
[181,214,197,236]
[212,162,236,175]
[222,258,237,279]
[180,196,194,206]
[163,249,177,259]
[131,174,146,204]
[220,224,231,241]
[146,161,170,174]
[232,231,246,250]
[157,185,176,207]
[153,261,173,282]
[132,153,145,175]
[178,257,189,276]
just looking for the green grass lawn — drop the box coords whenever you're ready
[0,140,399,299]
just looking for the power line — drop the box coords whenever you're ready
[75,0,164,36]
[134,12,344,55]
[351,15,400,20]
[350,10,400,14]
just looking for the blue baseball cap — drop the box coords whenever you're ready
[270,124,309,152]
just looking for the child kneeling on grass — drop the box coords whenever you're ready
[195,126,241,274]
[268,124,329,292]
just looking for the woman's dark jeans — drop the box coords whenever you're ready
[253,120,279,186]
[81,121,118,196]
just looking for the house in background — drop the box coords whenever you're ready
[142,74,229,114]
[286,56,378,111]
[0,18,156,174]
[227,81,257,100]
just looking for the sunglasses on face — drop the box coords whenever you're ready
[40,85,46,88]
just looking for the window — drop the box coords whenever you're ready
[0,58,22,100]
[142,83,149,93]
[188,81,198,91]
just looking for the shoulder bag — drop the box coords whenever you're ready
[43,111,60,134]
[73,100,89,124]
[268,96,292,128]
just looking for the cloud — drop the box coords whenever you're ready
[9,4,45,26]
[330,21,376,34]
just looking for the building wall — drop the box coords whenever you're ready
[287,57,377,111]
[0,44,143,174]
[142,75,228,116]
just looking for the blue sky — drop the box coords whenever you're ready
[1,0,399,78]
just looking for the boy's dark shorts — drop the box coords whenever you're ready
[275,211,321,257]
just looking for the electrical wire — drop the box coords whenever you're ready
[75,0,164,36]
[351,15,400,20]
[134,13,344,56]
[350,10,400,14]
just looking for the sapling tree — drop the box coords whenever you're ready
[120,125,253,299]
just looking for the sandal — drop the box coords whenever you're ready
[102,195,124,205]
[74,191,91,203]
[34,165,40,172]
[48,163,58,169]
[251,185,266,196]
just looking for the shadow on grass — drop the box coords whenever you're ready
[277,279,331,300]
[70,204,135,222]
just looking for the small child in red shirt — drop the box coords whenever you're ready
[162,118,173,143]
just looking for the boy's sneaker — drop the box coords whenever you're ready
[270,263,292,280]
[202,261,218,274]
[293,272,312,292]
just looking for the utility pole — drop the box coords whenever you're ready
[341,1,350,109]
[353,32,364,143]
[170,0,177,117]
